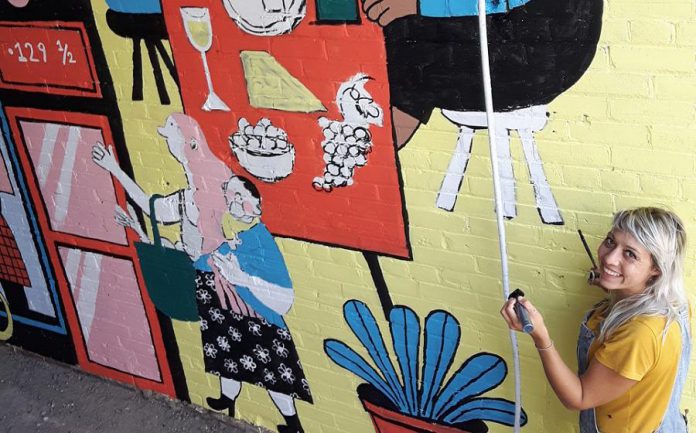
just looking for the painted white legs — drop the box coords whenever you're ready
[518,127,562,224]
[436,127,474,212]
[220,377,243,400]
[437,106,563,225]
[219,377,297,416]
[269,390,297,416]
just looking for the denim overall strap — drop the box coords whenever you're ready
[577,310,599,433]
[577,309,691,433]
[655,308,690,433]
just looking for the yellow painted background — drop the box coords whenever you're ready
[91,0,696,432]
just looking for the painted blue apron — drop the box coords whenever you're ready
[577,307,691,433]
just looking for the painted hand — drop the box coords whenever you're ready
[211,251,245,286]
[114,204,149,243]
[91,142,119,173]
[362,0,417,27]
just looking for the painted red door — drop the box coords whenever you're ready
[6,107,175,395]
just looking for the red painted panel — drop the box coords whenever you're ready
[162,1,410,258]
[5,107,175,396]
[0,21,101,98]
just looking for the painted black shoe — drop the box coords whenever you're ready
[277,414,304,433]
[277,424,304,433]
[206,395,235,417]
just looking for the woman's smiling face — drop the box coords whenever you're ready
[597,229,661,299]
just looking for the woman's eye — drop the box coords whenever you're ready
[604,237,614,246]
[625,250,637,259]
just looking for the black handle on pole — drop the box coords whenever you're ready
[509,288,534,333]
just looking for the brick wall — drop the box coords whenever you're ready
[0,0,694,432]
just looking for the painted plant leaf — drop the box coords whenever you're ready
[419,310,461,418]
[344,300,408,411]
[324,339,401,407]
[389,306,420,416]
[443,397,527,426]
[432,353,507,419]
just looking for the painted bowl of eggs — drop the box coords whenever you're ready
[229,118,295,183]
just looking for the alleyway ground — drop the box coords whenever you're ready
[0,344,267,433]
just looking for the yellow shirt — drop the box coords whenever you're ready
[586,311,682,433]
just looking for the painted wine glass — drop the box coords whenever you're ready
[180,7,230,111]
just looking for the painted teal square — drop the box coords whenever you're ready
[316,0,359,22]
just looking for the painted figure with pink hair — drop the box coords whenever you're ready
[92,113,229,256]
[91,113,310,433]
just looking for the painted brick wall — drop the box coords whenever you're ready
[0,1,695,433]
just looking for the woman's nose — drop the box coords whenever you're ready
[603,247,621,264]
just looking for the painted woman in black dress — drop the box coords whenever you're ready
[198,175,311,433]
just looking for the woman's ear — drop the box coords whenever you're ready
[650,266,661,281]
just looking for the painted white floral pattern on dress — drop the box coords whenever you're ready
[224,358,239,373]
[276,328,291,341]
[203,343,218,358]
[196,289,213,304]
[227,326,242,342]
[209,308,225,324]
[278,363,295,384]
[263,368,277,385]
[248,322,262,336]
[217,336,231,352]
[240,354,257,371]
[272,339,289,358]
[253,344,271,364]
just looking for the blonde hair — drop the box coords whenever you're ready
[598,207,688,343]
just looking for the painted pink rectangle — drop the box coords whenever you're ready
[19,120,127,244]
[0,150,12,194]
[59,247,161,381]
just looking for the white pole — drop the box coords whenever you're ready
[475,1,522,431]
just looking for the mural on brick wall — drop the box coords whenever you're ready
[367,0,603,224]
[0,108,74,359]
[314,74,384,193]
[103,0,180,105]
[0,0,178,392]
[0,0,634,433]
[325,300,527,433]
[161,0,411,259]
[93,112,312,432]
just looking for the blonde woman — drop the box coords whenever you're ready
[501,207,690,433]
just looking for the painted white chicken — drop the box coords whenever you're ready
[313,74,383,192]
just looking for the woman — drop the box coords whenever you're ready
[200,174,312,433]
[92,113,229,259]
[501,207,690,433]
[93,123,310,433]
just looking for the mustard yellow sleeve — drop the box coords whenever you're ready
[592,320,659,381]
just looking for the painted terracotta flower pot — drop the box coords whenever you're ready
[357,384,488,433]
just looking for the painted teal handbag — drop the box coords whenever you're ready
[135,194,198,321]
